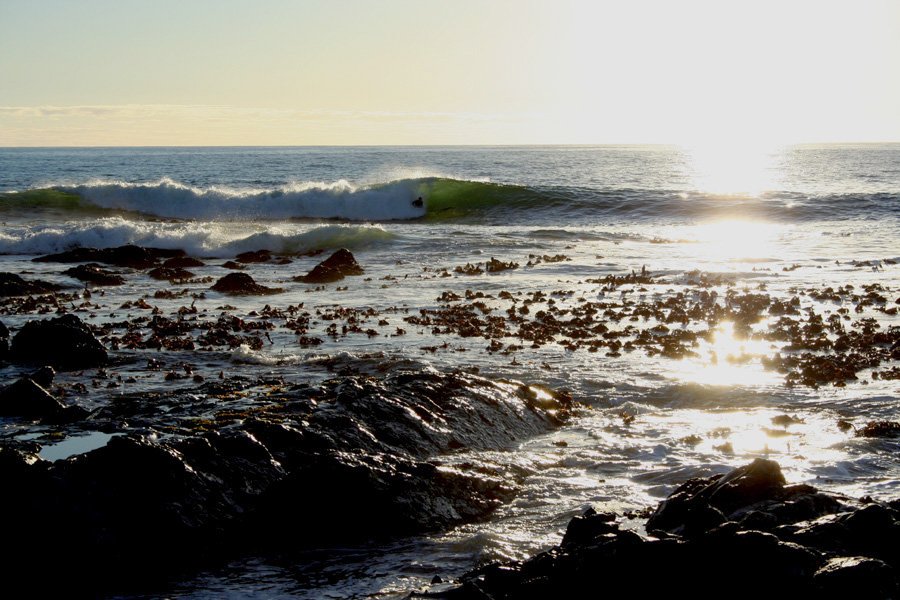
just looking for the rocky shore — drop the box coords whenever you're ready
[437,459,899,599]
[0,363,574,594]
[0,243,897,596]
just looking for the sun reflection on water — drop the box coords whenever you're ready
[676,321,780,387]
[689,220,787,263]
[683,143,782,196]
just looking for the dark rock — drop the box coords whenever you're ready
[10,314,108,369]
[0,377,67,418]
[148,266,195,281]
[560,508,617,547]
[813,556,896,598]
[63,263,126,286]
[33,245,184,269]
[163,256,206,268]
[0,319,8,361]
[0,272,63,296]
[210,273,283,295]
[294,248,364,284]
[235,249,272,263]
[445,460,900,600]
[647,458,787,535]
[856,420,900,438]
[29,365,56,388]
[0,368,574,593]
[221,260,245,270]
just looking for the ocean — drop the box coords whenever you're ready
[1,144,898,597]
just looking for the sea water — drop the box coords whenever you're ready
[0,145,898,597]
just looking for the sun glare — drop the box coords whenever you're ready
[683,143,782,196]
[676,321,780,387]
[690,220,786,262]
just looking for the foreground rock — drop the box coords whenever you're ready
[0,272,63,296]
[10,314,108,369]
[295,248,364,283]
[0,373,87,422]
[441,459,899,599]
[211,272,283,295]
[0,369,574,592]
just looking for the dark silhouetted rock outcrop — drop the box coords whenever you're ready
[295,248,364,283]
[442,460,900,599]
[34,245,184,269]
[211,273,283,295]
[0,272,62,296]
[10,314,108,369]
[63,263,126,286]
[0,368,574,593]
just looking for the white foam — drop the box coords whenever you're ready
[0,218,397,257]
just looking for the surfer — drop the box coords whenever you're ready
[412,197,424,208]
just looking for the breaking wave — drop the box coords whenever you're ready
[1,177,896,224]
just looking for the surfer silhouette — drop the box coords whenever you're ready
[412,197,424,207]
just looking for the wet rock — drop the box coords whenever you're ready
[294,248,364,283]
[211,273,284,295]
[34,245,184,269]
[856,420,900,438]
[813,556,896,598]
[235,249,272,263]
[443,460,900,600]
[148,266,195,281]
[0,376,67,418]
[0,319,8,361]
[0,272,63,296]
[0,369,574,593]
[63,263,126,286]
[10,314,108,369]
[163,256,206,268]
[647,458,788,535]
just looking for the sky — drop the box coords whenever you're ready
[0,0,898,146]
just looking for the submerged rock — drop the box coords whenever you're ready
[0,272,63,296]
[63,263,126,286]
[10,314,108,369]
[0,368,572,592]
[235,249,272,263]
[295,248,364,283]
[211,272,283,295]
[163,256,206,268]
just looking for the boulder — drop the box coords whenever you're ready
[63,263,126,286]
[235,249,272,264]
[163,256,205,268]
[148,266,195,281]
[10,314,108,369]
[0,272,62,296]
[34,245,185,269]
[210,273,283,295]
[0,374,86,422]
[294,248,364,284]
[813,556,897,598]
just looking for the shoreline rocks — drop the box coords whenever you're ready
[440,459,900,599]
[0,368,574,593]
[0,272,63,296]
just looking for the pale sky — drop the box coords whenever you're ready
[1,0,898,146]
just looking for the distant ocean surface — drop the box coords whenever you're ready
[1,145,898,598]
